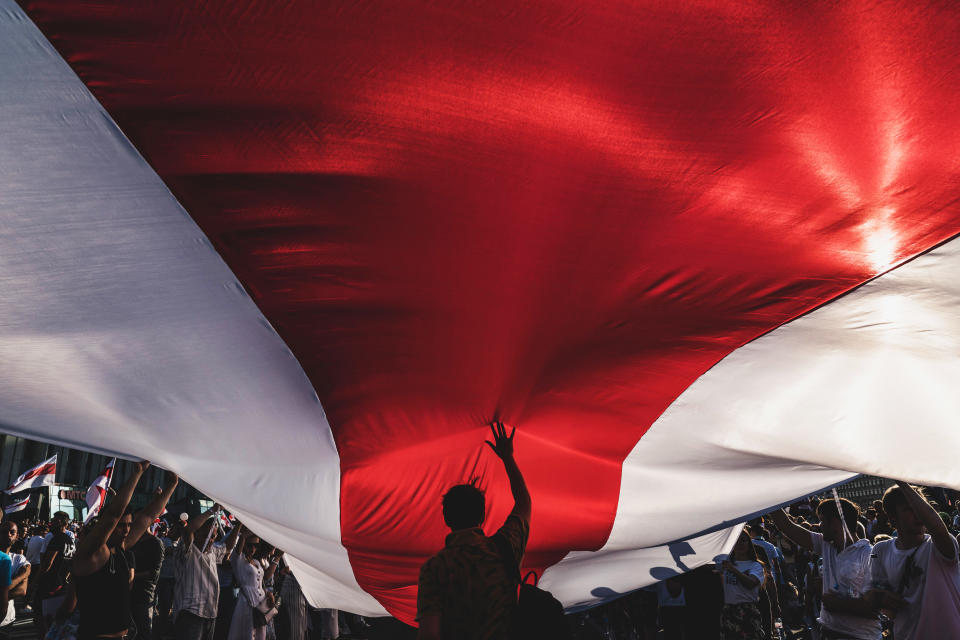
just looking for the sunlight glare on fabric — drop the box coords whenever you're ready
[863,208,899,273]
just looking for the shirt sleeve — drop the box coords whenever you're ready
[746,562,765,584]
[416,558,442,621]
[494,514,530,566]
[0,557,10,588]
[810,531,824,556]
[932,533,960,565]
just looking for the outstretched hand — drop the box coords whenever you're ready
[485,421,516,460]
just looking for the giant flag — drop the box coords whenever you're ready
[3,0,960,622]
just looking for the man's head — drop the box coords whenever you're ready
[883,485,927,535]
[441,483,485,531]
[51,511,69,532]
[108,510,134,547]
[816,497,860,545]
[194,519,215,550]
[0,521,18,552]
[865,507,876,520]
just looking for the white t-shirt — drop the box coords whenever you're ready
[871,534,960,640]
[24,535,45,564]
[723,560,764,604]
[811,533,880,639]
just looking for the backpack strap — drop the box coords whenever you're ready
[491,533,521,584]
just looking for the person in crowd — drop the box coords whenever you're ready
[131,508,167,640]
[34,510,75,636]
[0,524,10,632]
[278,561,308,640]
[416,421,531,640]
[867,482,960,640]
[157,520,181,638]
[655,576,687,639]
[678,564,724,639]
[0,520,28,627]
[771,497,881,640]
[71,461,178,640]
[25,524,46,566]
[865,508,878,539]
[719,531,766,640]
[745,522,781,636]
[252,542,282,640]
[228,530,279,640]
[173,504,242,640]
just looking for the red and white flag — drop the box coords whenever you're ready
[84,458,116,524]
[8,0,960,623]
[4,455,57,494]
[3,496,30,514]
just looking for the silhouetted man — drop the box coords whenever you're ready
[416,421,531,640]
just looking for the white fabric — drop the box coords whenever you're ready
[0,2,383,616]
[871,535,960,640]
[540,525,742,610]
[810,532,880,639]
[722,560,763,604]
[596,234,960,555]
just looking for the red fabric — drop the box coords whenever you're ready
[21,0,960,622]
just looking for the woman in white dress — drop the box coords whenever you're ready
[228,531,279,640]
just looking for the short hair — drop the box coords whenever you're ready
[882,485,927,525]
[53,511,69,521]
[442,483,485,530]
[817,496,860,526]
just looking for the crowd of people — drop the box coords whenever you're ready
[0,427,958,640]
[0,462,374,640]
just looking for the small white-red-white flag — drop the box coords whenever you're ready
[3,495,29,514]
[4,455,57,494]
[84,458,116,524]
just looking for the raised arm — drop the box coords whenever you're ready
[770,509,814,551]
[182,503,219,549]
[897,481,955,560]
[223,520,243,555]
[485,421,531,522]
[73,461,149,575]
[125,470,178,550]
[720,559,760,589]
[264,548,282,583]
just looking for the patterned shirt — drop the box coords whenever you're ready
[172,541,232,620]
[416,514,529,640]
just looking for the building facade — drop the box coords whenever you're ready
[835,475,895,507]
[0,432,208,519]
